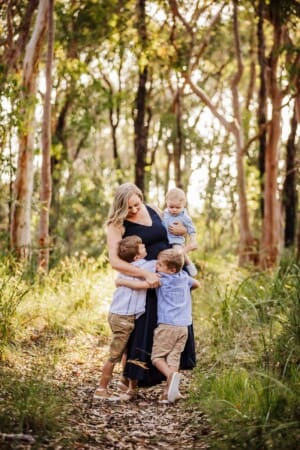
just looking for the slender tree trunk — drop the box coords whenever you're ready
[10,0,49,259]
[257,0,267,219]
[38,0,54,272]
[283,100,298,247]
[134,0,148,193]
[231,0,254,266]
[260,19,283,268]
[172,88,183,188]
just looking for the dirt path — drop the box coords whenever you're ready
[50,337,213,450]
[2,337,213,449]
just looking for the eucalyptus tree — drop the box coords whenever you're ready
[38,0,54,272]
[10,0,49,259]
[0,0,39,251]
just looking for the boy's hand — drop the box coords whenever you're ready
[115,277,123,287]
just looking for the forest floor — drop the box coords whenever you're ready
[2,335,214,450]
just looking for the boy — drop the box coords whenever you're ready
[152,248,200,403]
[162,187,198,276]
[93,235,156,401]
[118,248,200,403]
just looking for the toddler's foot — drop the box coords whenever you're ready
[186,263,197,276]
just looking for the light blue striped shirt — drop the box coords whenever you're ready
[156,271,194,326]
[109,259,156,316]
[162,209,196,245]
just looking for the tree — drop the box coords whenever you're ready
[133,0,150,193]
[10,0,49,259]
[38,0,54,272]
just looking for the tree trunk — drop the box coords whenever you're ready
[257,0,267,219]
[260,17,283,268]
[38,0,54,272]
[172,88,183,189]
[10,0,49,259]
[283,100,298,247]
[134,0,148,193]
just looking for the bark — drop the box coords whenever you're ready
[3,0,39,73]
[172,88,183,188]
[10,0,49,259]
[283,100,298,247]
[102,71,121,172]
[257,0,267,219]
[260,14,283,268]
[38,0,54,272]
[133,0,149,193]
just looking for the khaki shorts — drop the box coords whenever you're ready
[151,324,188,369]
[108,313,135,363]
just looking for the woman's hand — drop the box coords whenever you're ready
[168,221,187,236]
[143,270,161,288]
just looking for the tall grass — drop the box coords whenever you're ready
[190,255,300,449]
[0,254,113,446]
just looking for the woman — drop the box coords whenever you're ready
[106,182,196,391]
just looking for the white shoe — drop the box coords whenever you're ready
[167,372,181,403]
[186,263,197,276]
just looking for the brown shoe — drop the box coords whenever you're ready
[93,388,120,401]
[120,389,137,401]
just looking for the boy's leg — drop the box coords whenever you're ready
[98,360,115,389]
[94,314,135,399]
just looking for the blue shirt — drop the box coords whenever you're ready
[156,271,194,326]
[162,209,196,245]
[109,259,156,316]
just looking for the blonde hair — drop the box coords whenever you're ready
[157,248,184,273]
[166,187,186,204]
[118,235,143,262]
[107,183,144,228]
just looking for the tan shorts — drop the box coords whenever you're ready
[108,313,135,363]
[151,324,188,369]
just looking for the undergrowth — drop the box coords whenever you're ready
[190,254,300,450]
[0,252,299,449]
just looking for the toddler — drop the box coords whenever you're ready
[162,187,198,276]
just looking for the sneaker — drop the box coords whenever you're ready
[186,263,197,276]
[167,372,181,403]
[93,388,120,401]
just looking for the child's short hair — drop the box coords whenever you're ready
[157,248,184,273]
[166,187,186,204]
[118,235,143,263]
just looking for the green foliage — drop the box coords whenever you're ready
[189,258,300,450]
[0,265,29,355]
[0,367,70,436]
[0,255,113,443]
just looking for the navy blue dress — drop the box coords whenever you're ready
[123,205,196,387]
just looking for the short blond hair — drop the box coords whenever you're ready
[107,183,144,228]
[118,235,143,263]
[157,248,184,273]
[166,187,186,204]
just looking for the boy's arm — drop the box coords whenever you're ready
[115,277,150,290]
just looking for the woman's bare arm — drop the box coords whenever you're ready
[107,223,160,287]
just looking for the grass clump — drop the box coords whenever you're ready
[190,257,300,450]
[0,254,113,446]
